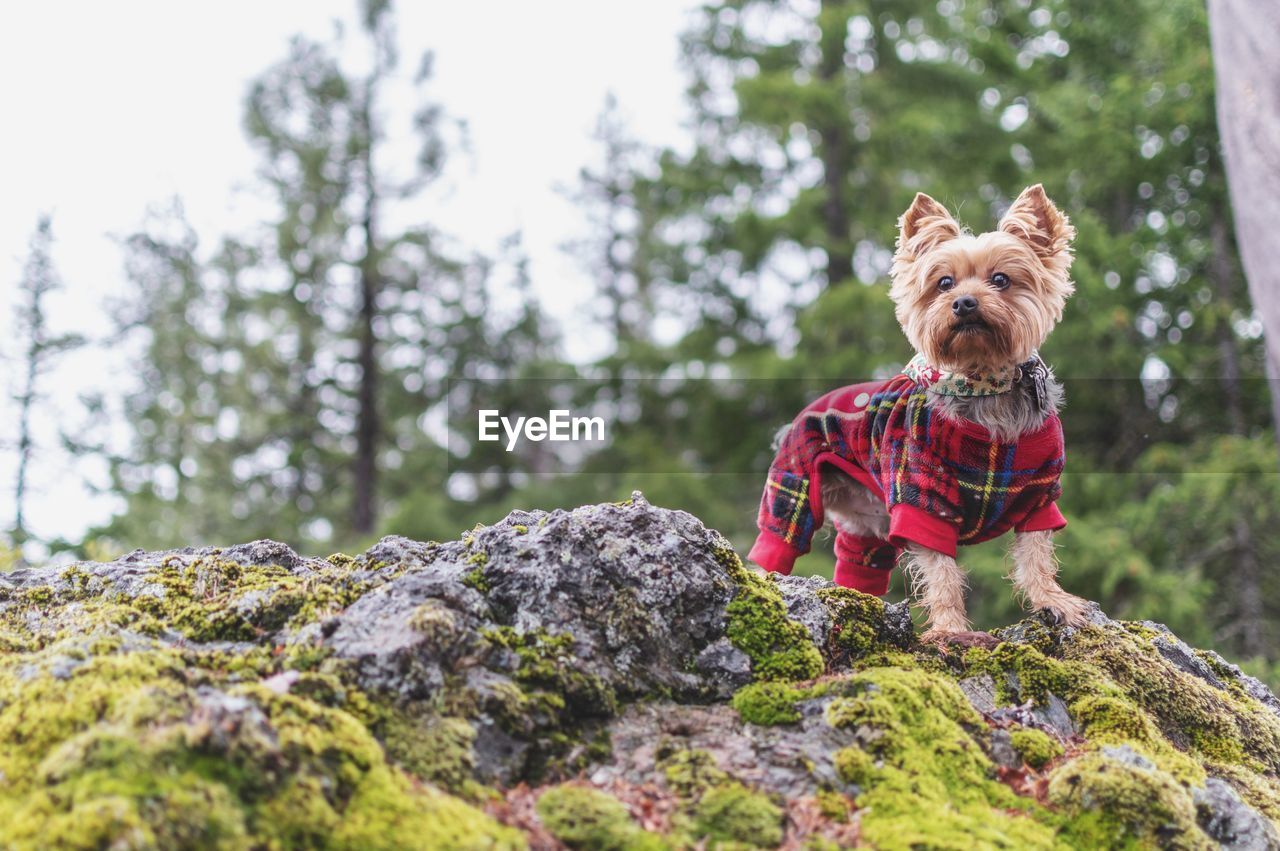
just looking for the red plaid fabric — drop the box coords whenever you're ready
[748,372,1066,593]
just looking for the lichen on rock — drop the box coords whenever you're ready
[1,494,1279,849]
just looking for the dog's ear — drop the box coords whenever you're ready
[999,184,1075,265]
[896,193,961,260]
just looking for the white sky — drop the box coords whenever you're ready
[0,1,699,549]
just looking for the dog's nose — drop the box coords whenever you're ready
[952,295,979,317]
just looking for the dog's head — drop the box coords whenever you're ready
[888,185,1075,374]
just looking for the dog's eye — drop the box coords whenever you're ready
[937,276,956,292]
[991,272,1011,290]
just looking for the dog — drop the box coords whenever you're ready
[748,185,1089,643]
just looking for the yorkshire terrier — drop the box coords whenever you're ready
[749,185,1089,643]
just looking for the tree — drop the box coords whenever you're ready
[241,0,430,537]
[562,93,656,355]
[8,216,84,553]
[96,1,562,553]
[1209,0,1280,449]
[579,0,1277,674]
[88,203,253,547]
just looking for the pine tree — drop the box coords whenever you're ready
[562,93,657,355]
[7,216,84,554]
[97,1,562,552]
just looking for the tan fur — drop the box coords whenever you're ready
[761,187,1088,638]
[889,185,1076,374]
[820,466,889,539]
[890,186,1084,636]
[902,544,971,637]
[1008,530,1089,625]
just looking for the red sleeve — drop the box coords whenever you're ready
[747,531,800,575]
[888,504,959,557]
[1015,500,1067,533]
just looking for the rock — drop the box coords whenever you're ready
[988,728,1022,770]
[1101,743,1158,770]
[958,673,998,715]
[595,699,860,800]
[694,637,753,690]
[2,494,1280,849]
[774,574,833,646]
[1153,633,1229,691]
[1032,692,1078,739]
[1194,778,1280,851]
[1198,648,1280,718]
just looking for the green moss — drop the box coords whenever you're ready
[731,681,803,725]
[832,746,877,788]
[816,586,888,658]
[462,567,491,594]
[474,627,619,782]
[482,626,617,718]
[1009,728,1063,770]
[23,586,55,607]
[658,748,730,800]
[717,548,822,683]
[0,643,522,850]
[814,788,851,822]
[963,641,1081,706]
[380,707,484,798]
[824,666,1061,849]
[1063,624,1280,772]
[802,839,843,851]
[953,617,1280,799]
[1,554,406,652]
[411,601,471,652]
[691,784,783,849]
[1206,762,1280,821]
[535,785,667,850]
[1071,695,1157,745]
[1046,752,1213,851]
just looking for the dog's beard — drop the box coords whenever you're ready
[924,310,1020,373]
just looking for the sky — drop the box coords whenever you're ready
[0,0,700,550]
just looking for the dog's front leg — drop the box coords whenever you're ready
[1009,530,1089,627]
[903,544,971,640]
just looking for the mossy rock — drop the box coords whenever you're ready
[3,500,1280,848]
[719,551,825,683]
[731,681,804,725]
[1010,727,1064,770]
[535,784,669,850]
[1047,749,1212,851]
[692,784,785,848]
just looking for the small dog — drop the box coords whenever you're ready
[749,185,1089,642]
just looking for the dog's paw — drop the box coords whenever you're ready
[1037,593,1090,628]
[920,629,1000,650]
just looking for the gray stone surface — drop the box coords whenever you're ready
[596,698,864,799]
[1195,778,1280,851]
[8,493,1280,848]
[959,674,998,715]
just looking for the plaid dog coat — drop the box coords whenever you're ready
[748,369,1066,595]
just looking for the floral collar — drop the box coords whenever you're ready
[904,353,1046,397]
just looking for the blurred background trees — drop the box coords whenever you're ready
[6,0,1279,682]
[7,216,85,561]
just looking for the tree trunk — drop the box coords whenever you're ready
[353,94,380,536]
[13,361,35,549]
[817,0,853,288]
[1208,0,1280,450]
[1209,213,1245,435]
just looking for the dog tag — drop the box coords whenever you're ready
[1021,358,1048,414]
